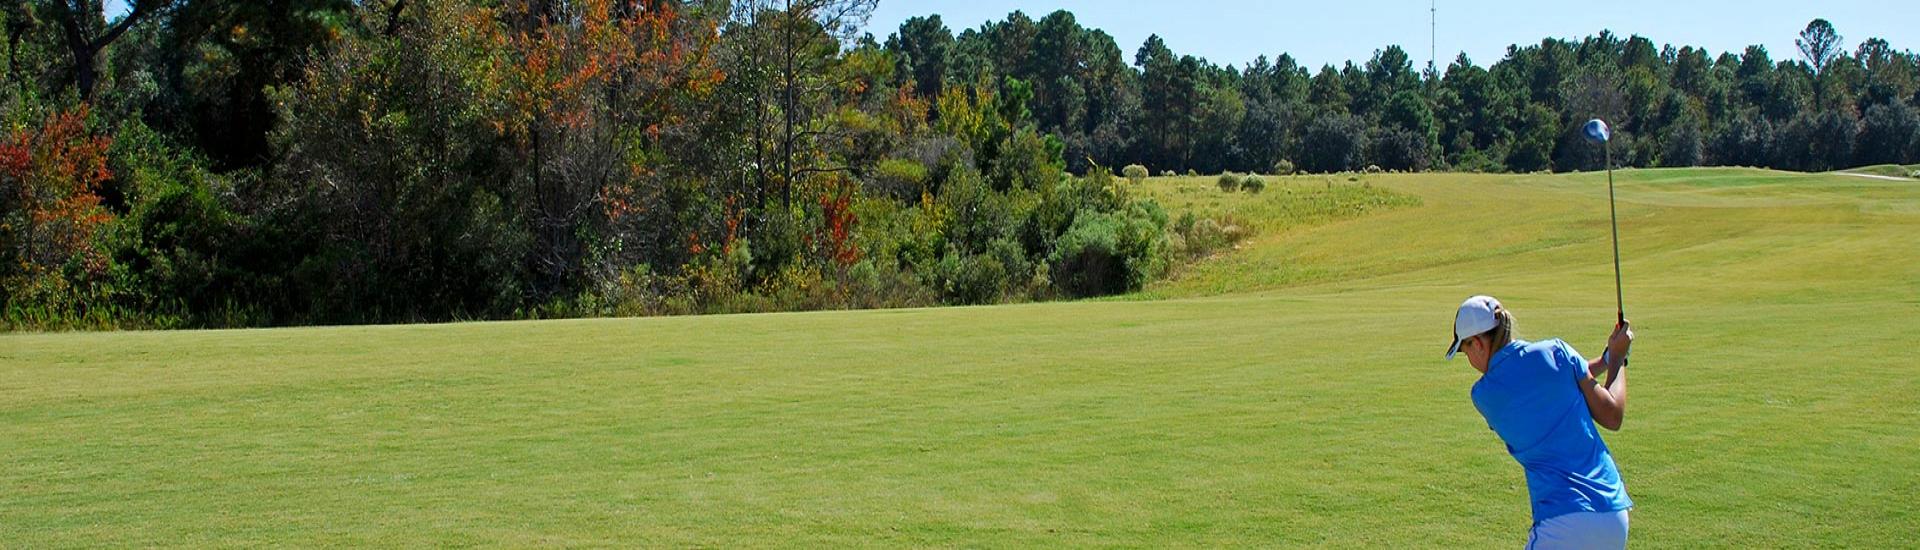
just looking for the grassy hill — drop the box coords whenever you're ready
[1835,164,1920,179]
[3,168,1916,547]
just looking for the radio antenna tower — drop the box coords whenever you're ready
[1429,0,1438,77]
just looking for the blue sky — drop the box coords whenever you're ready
[103,1,1917,71]
[867,1,1919,71]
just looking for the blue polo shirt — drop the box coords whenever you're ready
[1471,339,1633,523]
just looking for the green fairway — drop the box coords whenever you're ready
[4,168,1917,547]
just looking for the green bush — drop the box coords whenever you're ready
[1173,214,1247,260]
[870,158,930,201]
[933,246,1006,305]
[1241,175,1266,193]
[987,236,1037,297]
[989,127,1066,192]
[580,241,941,318]
[1083,163,1116,191]
[1216,172,1242,192]
[938,166,1017,253]
[1048,200,1168,297]
[1451,148,1504,173]
[1273,159,1296,175]
[1186,218,1229,256]
[1122,164,1149,184]
[926,235,1039,306]
[836,259,939,310]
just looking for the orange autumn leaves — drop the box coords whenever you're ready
[1,108,114,280]
[493,0,724,141]
[483,0,728,246]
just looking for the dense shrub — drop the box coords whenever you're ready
[938,166,1017,254]
[101,122,280,327]
[1122,164,1149,183]
[1048,201,1168,297]
[929,236,1038,305]
[869,158,930,201]
[1216,172,1241,192]
[1173,211,1197,236]
[933,246,1010,305]
[1273,159,1296,175]
[1369,128,1431,172]
[989,127,1066,192]
[1451,149,1504,173]
[1241,175,1266,193]
[1168,212,1246,261]
[1185,218,1230,256]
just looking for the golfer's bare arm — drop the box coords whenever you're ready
[1581,356,1626,431]
[1580,322,1632,431]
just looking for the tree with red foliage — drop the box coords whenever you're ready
[494,0,728,294]
[0,106,114,303]
[271,0,729,321]
[815,187,858,266]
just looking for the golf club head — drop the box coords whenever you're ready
[1584,119,1611,144]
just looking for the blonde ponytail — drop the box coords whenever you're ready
[1486,307,1515,348]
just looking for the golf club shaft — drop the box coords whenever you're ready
[1607,142,1628,366]
[1607,144,1622,324]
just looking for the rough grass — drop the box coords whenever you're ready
[1139,173,1418,234]
[4,168,1918,547]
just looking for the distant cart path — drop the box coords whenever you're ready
[1835,171,1914,181]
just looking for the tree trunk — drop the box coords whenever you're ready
[69,44,98,100]
[383,0,410,36]
[781,0,795,212]
[749,5,767,216]
[5,19,26,91]
[51,0,167,101]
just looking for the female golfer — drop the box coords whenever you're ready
[1446,295,1634,549]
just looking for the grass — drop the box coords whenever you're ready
[1135,173,1419,234]
[4,168,1918,546]
[1835,163,1920,179]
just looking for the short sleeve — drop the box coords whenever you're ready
[1558,339,1590,379]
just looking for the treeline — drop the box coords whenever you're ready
[1,1,1915,329]
[1,0,1193,328]
[893,12,1920,174]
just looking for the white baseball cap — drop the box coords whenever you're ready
[1445,295,1502,360]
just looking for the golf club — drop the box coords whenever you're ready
[1585,118,1628,365]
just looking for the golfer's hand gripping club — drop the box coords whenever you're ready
[1606,320,1633,370]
